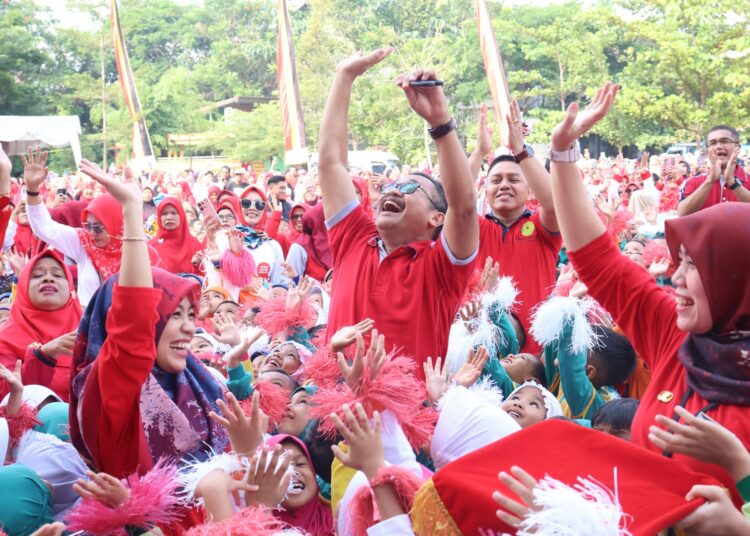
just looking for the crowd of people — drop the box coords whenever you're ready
[0,47,748,535]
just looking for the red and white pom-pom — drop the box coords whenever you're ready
[0,403,40,448]
[185,505,287,536]
[220,248,256,288]
[246,381,288,430]
[310,353,433,450]
[607,209,633,239]
[402,404,439,451]
[304,345,342,389]
[65,460,182,535]
[642,242,675,277]
[350,465,423,536]
[255,295,317,338]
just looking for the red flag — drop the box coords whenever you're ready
[111,0,154,161]
[476,0,512,145]
[277,0,307,165]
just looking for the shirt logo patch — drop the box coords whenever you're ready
[521,221,535,237]
[256,262,271,280]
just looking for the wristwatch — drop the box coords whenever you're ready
[549,142,581,163]
[514,148,531,164]
[729,180,742,190]
[428,117,457,140]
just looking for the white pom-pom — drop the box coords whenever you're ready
[529,297,610,354]
[518,471,631,536]
[485,276,519,314]
[445,321,475,376]
[468,376,504,406]
[178,452,247,504]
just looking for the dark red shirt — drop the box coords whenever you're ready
[680,166,747,210]
[478,210,562,354]
[326,201,477,379]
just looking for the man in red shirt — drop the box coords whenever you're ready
[477,101,561,354]
[678,125,750,216]
[318,48,479,378]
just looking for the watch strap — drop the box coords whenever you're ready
[549,142,581,163]
[428,117,457,140]
[26,190,40,197]
[514,148,530,164]
[729,180,742,190]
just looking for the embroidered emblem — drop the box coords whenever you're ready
[657,390,674,403]
[521,221,535,237]
[738,349,750,367]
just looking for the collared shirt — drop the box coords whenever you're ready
[478,210,562,354]
[326,199,477,378]
[680,166,747,210]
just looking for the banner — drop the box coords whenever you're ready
[111,0,154,161]
[476,0,512,145]
[277,0,308,165]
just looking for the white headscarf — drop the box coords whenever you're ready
[508,381,564,420]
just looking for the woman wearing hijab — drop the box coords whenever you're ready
[149,197,204,275]
[69,161,229,483]
[0,250,81,401]
[286,203,332,282]
[0,464,56,535]
[23,155,162,306]
[237,186,285,286]
[11,201,44,257]
[548,83,750,500]
[266,202,307,256]
[266,434,334,535]
[142,186,158,223]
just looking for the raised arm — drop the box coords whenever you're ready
[549,83,618,251]
[677,162,719,216]
[0,146,11,245]
[398,69,478,259]
[318,48,393,220]
[507,100,559,232]
[468,104,493,182]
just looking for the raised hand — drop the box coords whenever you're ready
[479,256,500,293]
[336,328,386,392]
[454,346,489,388]
[7,248,29,275]
[0,360,23,415]
[336,47,393,80]
[40,331,77,360]
[213,312,241,346]
[281,262,298,280]
[458,299,481,333]
[492,466,538,527]
[248,279,272,301]
[79,161,141,208]
[225,327,265,369]
[209,391,268,456]
[550,82,619,151]
[475,104,494,158]
[227,228,245,254]
[286,276,314,311]
[28,523,65,536]
[22,147,49,192]
[396,69,451,127]
[244,445,292,508]
[506,100,526,155]
[0,145,12,184]
[649,258,671,278]
[423,355,449,403]
[724,145,741,186]
[330,318,375,353]
[73,470,130,508]
[330,403,385,479]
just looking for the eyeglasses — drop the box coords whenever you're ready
[240,199,266,211]
[379,182,443,211]
[83,222,106,235]
[291,214,304,221]
[217,213,235,222]
[707,138,739,148]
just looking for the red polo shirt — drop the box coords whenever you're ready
[326,201,477,379]
[478,210,562,355]
[680,166,747,210]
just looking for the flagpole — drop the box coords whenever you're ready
[100,10,107,168]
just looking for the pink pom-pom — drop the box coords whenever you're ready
[185,505,286,536]
[65,460,182,535]
[304,345,342,389]
[642,242,675,277]
[220,248,256,288]
[255,295,317,337]
[607,209,633,239]
[0,403,40,448]
[309,352,433,450]
[349,465,423,536]
[402,404,439,451]
[247,381,288,430]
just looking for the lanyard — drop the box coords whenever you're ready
[662,386,718,459]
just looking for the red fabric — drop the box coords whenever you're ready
[680,166,748,210]
[207,186,221,207]
[12,217,43,257]
[326,205,475,380]
[478,212,562,354]
[432,420,721,536]
[177,182,195,205]
[295,203,332,272]
[50,199,88,227]
[76,285,162,478]
[0,208,9,248]
[239,186,269,231]
[568,231,748,503]
[79,193,124,279]
[0,251,81,401]
[149,197,204,275]
[266,204,307,256]
[351,176,373,217]
[218,196,244,225]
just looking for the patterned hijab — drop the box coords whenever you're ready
[70,268,228,466]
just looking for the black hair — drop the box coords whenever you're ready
[707,125,739,141]
[677,160,691,176]
[259,368,299,391]
[297,419,338,483]
[308,323,327,340]
[591,398,639,432]
[410,171,448,240]
[528,355,546,386]
[487,154,519,173]
[267,175,286,187]
[589,326,637,387]
[216,300,240,309]
[509,313,527,350]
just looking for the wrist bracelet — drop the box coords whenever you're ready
[121,236,149,242]
[26,191,40,197]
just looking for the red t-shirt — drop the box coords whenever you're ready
[478,210,562,354]
[326,203,477,379]
[569,232,750,502]
[680,167,747,210]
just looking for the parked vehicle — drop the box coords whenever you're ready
[309,150,401,175]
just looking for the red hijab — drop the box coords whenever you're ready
[77,193,124,280]
[239,186,269,231]
[265,434,334,536]
[295,203,332,271]
[149,197,204,275]
[218,195,245,225]
[289,204,307,241]
[12,203,42,256]
[207,185,222,208]
[0,251,82,400]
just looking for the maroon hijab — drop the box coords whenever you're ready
[666,203,750,403]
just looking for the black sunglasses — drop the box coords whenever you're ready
[240,199,266,211]
[83,222,106,235]
[380,182,442,211]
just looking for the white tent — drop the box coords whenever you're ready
[0,116,82,164]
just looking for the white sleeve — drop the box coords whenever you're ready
[26,203,85,261]
[286,243,308,278]
[366,515,415,536]
[268,240,286,286]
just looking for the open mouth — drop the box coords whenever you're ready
[288,479,306,495]
[266,356,282,369]
[507,410,522,419]
[495,192,513,201]
[169,340,190,356]
[39,284,58,294]
[380,197,404,214]
[676,296,695,307]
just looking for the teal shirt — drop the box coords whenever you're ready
[226,364,253,401]
[479,306,521,397]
